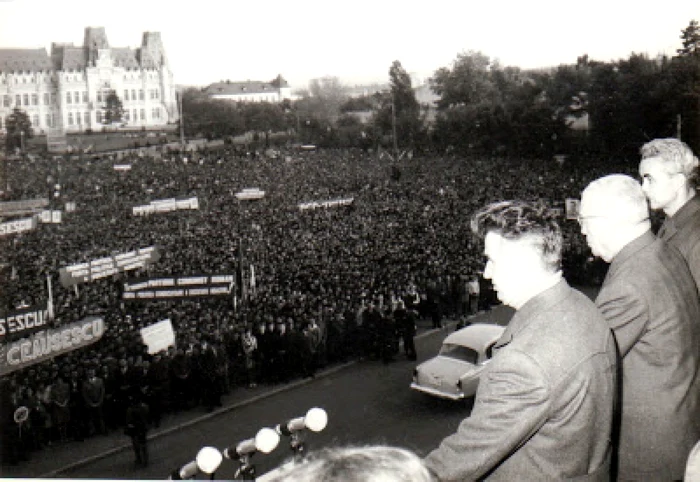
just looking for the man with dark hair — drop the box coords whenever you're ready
[639,138,700,292]
[424,200,617,481]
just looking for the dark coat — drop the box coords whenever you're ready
[424,280,617,481]
[658,194,700,294]
[596,231,700,480]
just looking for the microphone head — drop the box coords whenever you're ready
[196,446,223,474]
[255,427,281,454]
[304,407,328,433]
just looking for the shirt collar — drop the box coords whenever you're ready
[495,278,570,350]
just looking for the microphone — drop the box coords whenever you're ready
[169,460,198,480]
[169,446,223,479]
[196,446,223,475]
[276,407,328,436]
[223,427,280,459]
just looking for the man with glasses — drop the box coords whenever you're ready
[639,138,700,292]
[580,174,700,481]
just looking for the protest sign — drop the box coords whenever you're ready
[123,274,234,301]
[298,197,354,211]
[0,316,105,376]
[0,217,37,236]
[0,305,50,343]
[59,246,160,287]
[140,319,175,354]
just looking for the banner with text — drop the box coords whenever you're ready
[0,305,51,344]
[0,316,105,376]
[132,197,199,216]
[0,198,49,217]
[298,197,354,211]
[123,274,234,301]
[59,246,160,287]
[0,217,38,236]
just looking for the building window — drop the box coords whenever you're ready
[45,113,51,128]
[96,111,102,124]
[140,109,145,120]
[124,90,129,101]
[50,93,56,104]
[43,93,50,105]
[139,89,144,101]
[83,91,88,103]
[68,112,74,126]
[97,91,102,103]
[23,94,29,105]
[131,89,136,101]
[32,114,39,127]
[31,94,38,105]
[66,92,72,104]
[84,112,90,125]
[16,94,21,106]
[3,95,10,107]
[124,111,130,121]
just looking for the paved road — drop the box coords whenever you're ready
[1,305,516,480]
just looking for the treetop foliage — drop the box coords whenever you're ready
[178,19,700,158]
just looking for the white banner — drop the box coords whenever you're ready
[0,217,37,236]
[140,319,175,355]
[298,197,354,211]
[0,316,105,376]
[59,246,160,287]
[133,197,199,216]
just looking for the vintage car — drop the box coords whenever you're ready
[411,323,505,401]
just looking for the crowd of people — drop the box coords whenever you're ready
[0,141,636,467]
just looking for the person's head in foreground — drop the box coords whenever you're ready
[639,138,698,216]
[266,445,433,482]
[579,174,650,263]
[470,200,562,310]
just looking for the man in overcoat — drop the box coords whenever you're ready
[580,174,700,481]
[639,138,700,293]
[424,200,617,481]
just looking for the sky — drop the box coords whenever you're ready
[0,0,698,90]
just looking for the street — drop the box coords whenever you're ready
[52,306,515,480]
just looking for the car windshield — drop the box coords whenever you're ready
[439,343,479,364]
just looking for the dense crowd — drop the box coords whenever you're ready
[0,143,636,465]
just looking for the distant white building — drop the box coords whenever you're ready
[0,27,178,135]
[203,75,292,103]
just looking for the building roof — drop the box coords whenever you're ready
[58,46,87,70]
[0,48,53,73]
[0,27,165,74]
[112,48,140,69]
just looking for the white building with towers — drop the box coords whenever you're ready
[0,27,178,138]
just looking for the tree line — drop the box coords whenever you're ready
[4,20,699,160]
